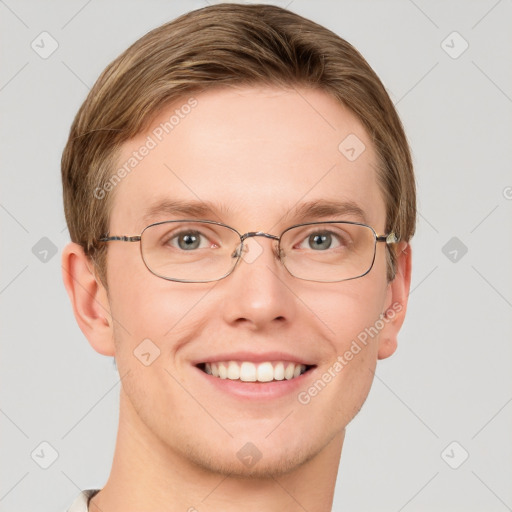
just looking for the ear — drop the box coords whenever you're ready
[377,241,412,360]
[61,242,115,356]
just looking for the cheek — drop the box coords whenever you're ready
[106,245,187,337]
[107,274,197,417]
[106,251,217,369]
[109,277,204,345]
[304,279,386,400]
[306,276,387,344]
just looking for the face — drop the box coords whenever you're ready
[97,86,405,477]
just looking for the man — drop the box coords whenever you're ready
[62,2,415,511]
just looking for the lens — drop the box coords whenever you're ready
[280,222,376,282]
[140,221,241,282]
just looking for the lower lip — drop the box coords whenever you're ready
[193,365,317,401]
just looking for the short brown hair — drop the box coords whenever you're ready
[61,2,416,285]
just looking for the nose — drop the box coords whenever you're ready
[221,235,297,330]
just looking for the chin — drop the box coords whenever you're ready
[177,433,322,480]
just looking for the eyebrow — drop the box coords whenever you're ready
[284,199,368,225]
[141,199,232,226]
[141,198,368,227]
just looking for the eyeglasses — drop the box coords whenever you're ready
[98,220,399,283]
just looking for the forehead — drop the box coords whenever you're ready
[108,86,385,233]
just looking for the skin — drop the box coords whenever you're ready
[62,85,412,512]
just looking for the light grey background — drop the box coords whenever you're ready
[1,1,511,511]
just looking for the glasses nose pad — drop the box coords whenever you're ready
[230,237,281,266]
[240,237,265,264]
[231,243,243,259]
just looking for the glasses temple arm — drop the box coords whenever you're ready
[98,235,142,242]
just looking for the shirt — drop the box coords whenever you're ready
[67,489,101,512]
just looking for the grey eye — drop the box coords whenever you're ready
[308,232,332,250]
[176,231,202,250]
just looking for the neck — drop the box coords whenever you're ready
[89,389,344,512]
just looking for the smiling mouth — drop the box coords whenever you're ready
[196,361,316,383]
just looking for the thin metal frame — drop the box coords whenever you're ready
[98,219,399,283]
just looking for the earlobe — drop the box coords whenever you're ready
[61,242,115,356]
[377,241,412,360]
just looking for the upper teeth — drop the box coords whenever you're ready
[204,361,307,382]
